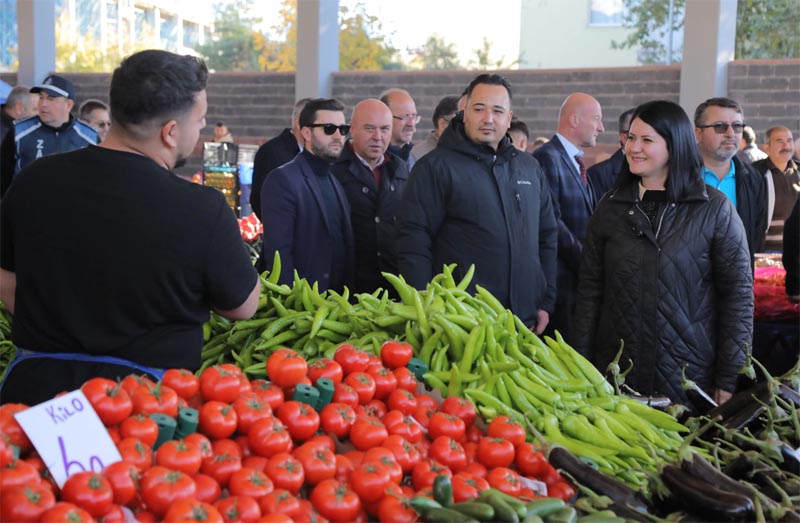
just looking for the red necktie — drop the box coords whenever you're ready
[574,154,587,185]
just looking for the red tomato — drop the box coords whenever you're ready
[377,488,418,523]
[363,448,403,485]
[307,358,344,385]
[349,415,388,451]
[214,495,260,523]
[193,473,222,504]
[98,504,126,523]
[477,437,516,469]
[541,463,564,486]
[139,466,197,516]
[367,367,398,400]
[355,399,388,419]
[429,436,467,473]
[310,479,362,523]
[486,467,522,497]
[265,452,304,495]
[0,459,41,491]
[440,396,477,428]
[200,451,242,487]
[334,453,355,483]
[465,424,484,443]
[241,455,270,473]
[257,489,300,518]
[462,461,487,478]
[415,438,431,461]
[428,412,466,442]
[0,404,32,453]
[452,472,490,503]
[120,375,156,398]
[60,471,114,517]
[382,434,421,473]
[161,369,200,400]
[515,442,548,478]
[200,365,242,403]
[383,410,423,443]
[548,480,576,501]
[81,378,133,426]
[319,402,356,439]
[228,468,274,498]
[344,450,365,468]
[119,414,159,447]
[414,394,437,411]
[267,349,308,389]
[276,401,320,442]
[411,459,452,491]
[411,405,433,430]
[164,498,224,523]
[39,502,95,523]
[211,438,244,460]
[131,383,179,418]
[386,388,418,415]
[332,382,360,407]
[183,433,214,460]
[257,514,293,523]
[463,441,478,464]
[293,444,336,486]
[233,395,273,435]
[350,461,392,504]
[344,372,376,404]
[0,437,14,467]
[487,415,526,447]
[333,344,370,374]
[393,367,418,393]
[380,340,413,369]
[102,461,140,506]
[249,379,285,411]
[248,417,293,458]
[197,401,238,439]
[155,439,202,476]
[116,437,153,470]
[106,426,121,445]
[0,484,56,522]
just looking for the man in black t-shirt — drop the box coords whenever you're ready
[0,50,260,405]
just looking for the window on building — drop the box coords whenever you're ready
[589,0,624,26]
[184,21,199,48]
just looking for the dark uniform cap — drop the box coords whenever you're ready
[30,75,76,100]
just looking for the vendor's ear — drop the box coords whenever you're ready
[161,119,179,148]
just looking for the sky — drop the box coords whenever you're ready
[252,0,522,66]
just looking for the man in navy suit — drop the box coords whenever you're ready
[260,98,354,293]
[586,107,635,199]
[532,92,604,341]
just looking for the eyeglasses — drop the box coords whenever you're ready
[307,123,350,135]
[393,114,421,124]
[697,122,746,134]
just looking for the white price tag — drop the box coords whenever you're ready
[14,389,121,488]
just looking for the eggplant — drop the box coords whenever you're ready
[660,465,755,521]
[706,382,769,421]
[547,447,651,514]
[679,451,754,499]
[721,400,767,431]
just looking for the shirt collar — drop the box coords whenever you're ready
[555,133,583,159]
[702,161,735,181]
[354,150,387,171]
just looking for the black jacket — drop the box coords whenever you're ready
[250,128,300,221]
[395,115,558,325]
[332,143,408,294]
[572,177,753,408]
[586,148,624,200]
[784,200,799,297]
[731,155,768,261]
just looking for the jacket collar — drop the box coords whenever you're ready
[608,175,709,204]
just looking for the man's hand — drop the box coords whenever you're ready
[532,310,549,335]
[714,388,733,405]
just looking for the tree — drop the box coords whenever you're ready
[411,35,462,70]
[612,0,800,64]
[469,37,518,70]
[197,0,264,72]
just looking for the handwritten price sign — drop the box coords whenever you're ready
[14,389,121,488]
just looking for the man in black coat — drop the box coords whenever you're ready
[332,99,408,294]
[586,107,635,200]
[396,74,558,332]
[250,98,310,222]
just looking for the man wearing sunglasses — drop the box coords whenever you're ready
[259,98,354,293]
[380,88,419,171]
[695,97,767,266]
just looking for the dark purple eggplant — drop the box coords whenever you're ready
[706,382,769,421]
[679,451,754,499]
[661,465,755,521]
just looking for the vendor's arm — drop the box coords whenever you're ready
[213,278,260,320]
[0,269,15,314]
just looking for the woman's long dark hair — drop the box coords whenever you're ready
[615,100,704,202]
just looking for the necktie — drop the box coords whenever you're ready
[574,154,587,185]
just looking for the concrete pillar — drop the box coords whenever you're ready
[679,0,738,117]
[17,0,56,85]
[296,0,339,100]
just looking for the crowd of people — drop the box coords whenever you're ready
[0,49,797,410]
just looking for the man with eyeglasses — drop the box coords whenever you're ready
[410,95,459,161]
[695,97,767,264]
[79,99,111,142]
[380,88,419,170]
[586,107,635,199]
[259,98,354,293]
[332,99,408,294]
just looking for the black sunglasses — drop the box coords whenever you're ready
[697,122,746,134]
[307,123,350,135]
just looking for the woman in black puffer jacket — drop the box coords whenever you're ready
[572,100,753,411]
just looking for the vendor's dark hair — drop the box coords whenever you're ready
[617,100,704,202]
[299,98,344,128]
[466,74,512,102]
[109,50,208,130]
[432,96,459,127]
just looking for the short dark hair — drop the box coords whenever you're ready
[109,50,208,133]
[466,74,512,103]
[742,125,757,145]
[509,118,529,140]
[618,108,636,133]
[432,96,459,127]
[298,98,345,128]
[765,126,790,142]
[78,99,108,121]
[617,100,703,202]
[693,97,742,127]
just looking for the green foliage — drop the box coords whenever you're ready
[469,37,518,70]
[196,0,264,72]
[611,0,685,64]
[412,35,462,70]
